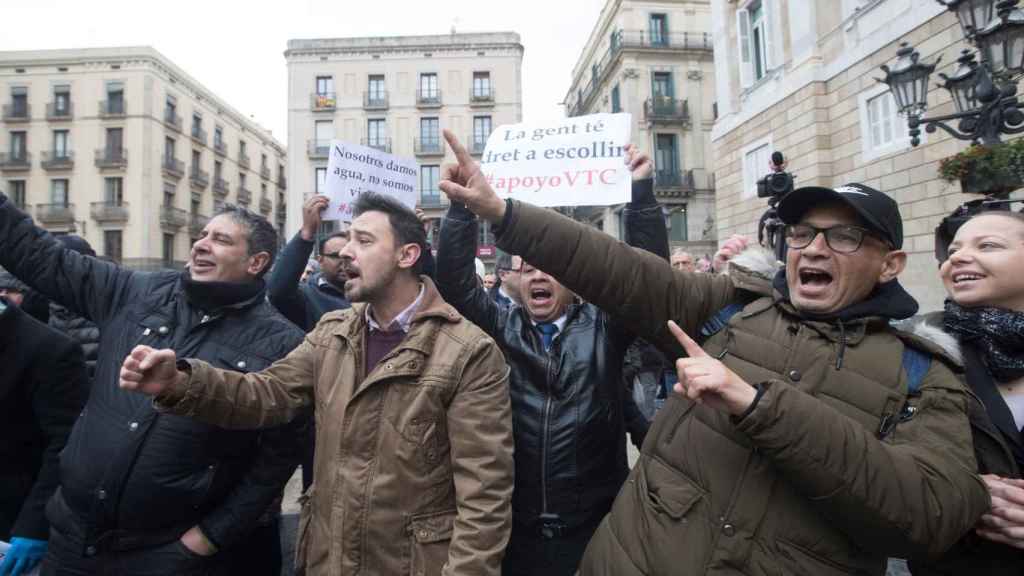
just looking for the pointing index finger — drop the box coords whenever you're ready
[443,129,474,169]
[667,320,708,358]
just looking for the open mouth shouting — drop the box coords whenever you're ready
[528,285,553,309]
[796,266,834,298]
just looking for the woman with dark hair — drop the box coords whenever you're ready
[911,210,1024,574]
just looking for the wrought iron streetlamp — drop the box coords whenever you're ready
[879,0,1024,147]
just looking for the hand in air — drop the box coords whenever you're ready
[667,320,758,415]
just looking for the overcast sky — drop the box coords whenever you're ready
[5,0,606,144]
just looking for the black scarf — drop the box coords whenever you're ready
[944,300,1024,382]
[182,272,265,314]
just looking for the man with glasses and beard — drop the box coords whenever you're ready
[436,138,990,576]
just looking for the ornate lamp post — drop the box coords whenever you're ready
[878,0,1024,147]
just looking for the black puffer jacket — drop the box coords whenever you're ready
[0,192,306,554]
[435,179,663,530]
[49,302,100,383]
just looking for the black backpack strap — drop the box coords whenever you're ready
[698,302,746,344]
[879,346,932,438]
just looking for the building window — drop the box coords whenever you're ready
[737,0,776,87]
[472,72,492,99]
[859,88,911,161]
[420,117,439,145]
[368,75,386,103]
[611,85,621,113]
[655,134,680,185]
[105,177,123,204]
[104,230,123,263]
[9,131,26,159]
[51,179,69,206]
[742,137,773,199]
[473,116,493,148]
[367,119,387,147]
[192,114,202,136]
[164,137,175,163]
[162,233,175,267]
[669,206,688,243]
[652,72,674,100]
[54,85,71,115]
[239,140,247,158]
[9,180,26,209]
[478,220,494,246]
[239,172,247,190]
[420,165,440,203]
[314,120,333,153]
[191,150,201,174]
[649,13,668,45]
[106,128,123,154]
[106,83,124,114]
[261,153,268,170]
[10,88,27,116]
[53,130,70,158]
[214,126,223,148]
[315,167,327,195]
[163,181,176,207]
[316,75,334,96]
[165,95,177,121]
[419,73,439,99]
[214,160,223,181]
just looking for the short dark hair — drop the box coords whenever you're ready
[213,204,278,278]
[352,193,427,274]
[317,231,349,255]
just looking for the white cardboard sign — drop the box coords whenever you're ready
[478,113,632,207]
[323,141,418,222]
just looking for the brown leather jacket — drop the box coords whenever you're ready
[155,277,515,576]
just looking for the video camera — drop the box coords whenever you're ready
[757,151,795,200]
[934,196,1024,262]
[757,151,796,262]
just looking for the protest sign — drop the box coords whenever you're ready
[323,141,418,222]
[479,113,632,207]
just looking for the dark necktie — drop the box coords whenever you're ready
[536,322,559,351]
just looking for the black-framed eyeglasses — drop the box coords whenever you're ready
[784,224,874,254]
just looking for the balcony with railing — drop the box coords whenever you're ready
[91,201,130,223]
[363,91,389,110]
[361,138,391,153]
[36,203,75,225]
[419,193,444,208]
[162,157,185,180]
[163,110,182,132]
[654,169,697,197]
[311,92,337,111]
[568,29,711,117]
[416,90,442,108]
[41,151,74,171]
[237,186,252,205]
[212,177,229,198]
[414,137,444,157]
[99,100,126,118]
[95,148,127,170]
[470,90,495,107]
[160,205,188,229]
[0,152,31,171]
[307,139,330,159]
[191,126,208,146]
[469,136,488,156]
[2,104,30,122]
[189,213,210,237]
[238,153,250,169]
[260,165,271,180]
[190,166,210,190]
[213,140,227,157]
[644,98,690,126]
[46,102,73,121]
[259,197,272,214]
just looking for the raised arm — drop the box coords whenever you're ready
[434,201,509,340]
[0,192,138,325]
[267,195,329,326]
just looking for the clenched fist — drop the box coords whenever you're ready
[119,345,183,397]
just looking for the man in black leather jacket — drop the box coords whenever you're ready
[434,146,661,576]
[0,194,306,576]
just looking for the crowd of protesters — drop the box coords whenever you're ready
[1,128,1023,576]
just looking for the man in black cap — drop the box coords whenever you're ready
[436,135,988,576]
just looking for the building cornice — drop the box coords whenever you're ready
[285,32,523,59]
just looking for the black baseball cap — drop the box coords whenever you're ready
[778,183,903,249]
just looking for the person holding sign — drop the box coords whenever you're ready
[436,127,988,576]
[434,141,660,576]
[117,192,515,576]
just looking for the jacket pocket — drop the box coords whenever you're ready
[644,457,704,520]
[408,509,455,576]
[775,537,875,575]
[294,485,314,572]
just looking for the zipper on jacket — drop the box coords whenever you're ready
[540,352,554,515]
